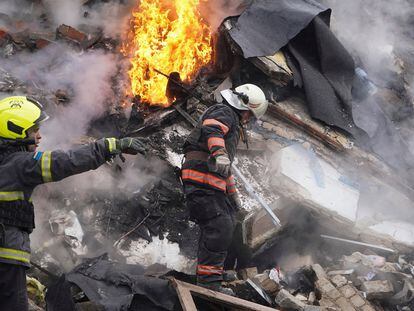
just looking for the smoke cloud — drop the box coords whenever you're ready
[0,0,174,270]
[321,0,414,103]
[199,0,251,30]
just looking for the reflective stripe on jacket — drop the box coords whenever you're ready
[0,139,113,266]
[182,104,241,192]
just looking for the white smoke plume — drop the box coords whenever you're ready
[322,0,414,89]
[0,0,174,270]
[199,0,251,30]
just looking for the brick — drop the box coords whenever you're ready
[34,38,51,49]
[238,267,258,280]
[253,273,279,294]
[362,305,376,311]
[317,278,336,294]
[330,275,347,287]
[319,298,336,308]
[57,24,87,43]
[350,294,366,308]
[312,264,327,279]
[339,285,357,299]
[335,297,356,311]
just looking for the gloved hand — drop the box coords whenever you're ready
[117,137,147,155]
[209,152,231,177]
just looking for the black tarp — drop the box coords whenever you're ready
[46,255,179,311]
[228,0,359,136]
[229,0,328,58]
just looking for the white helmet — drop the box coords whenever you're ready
[220,84,269,119]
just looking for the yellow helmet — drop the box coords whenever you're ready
[0,96,49,140]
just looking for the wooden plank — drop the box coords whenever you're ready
[173,279,278,311]
[268,99,352,152]
[172,279,198,311]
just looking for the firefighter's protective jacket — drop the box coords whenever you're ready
[0,139,113,266]
[182,103,241,194]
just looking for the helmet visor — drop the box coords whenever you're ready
[26,96,49,124]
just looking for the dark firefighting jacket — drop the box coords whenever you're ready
[182,103,241,194]
[0,138,114,266]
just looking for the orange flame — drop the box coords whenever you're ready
[124,0,212,106]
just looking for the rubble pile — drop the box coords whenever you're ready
[217,251,414,310]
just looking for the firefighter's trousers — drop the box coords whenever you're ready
[0,263,28,311]
[186,189,236,284]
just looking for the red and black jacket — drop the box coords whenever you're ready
[182,104,240,194]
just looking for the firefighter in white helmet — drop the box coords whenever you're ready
[181,84,268,294]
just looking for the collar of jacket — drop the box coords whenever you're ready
[0,142,24,163]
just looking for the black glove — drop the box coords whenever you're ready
[117,137,147,155]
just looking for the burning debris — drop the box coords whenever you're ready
[0,0,414,310]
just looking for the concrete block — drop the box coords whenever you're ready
[312,264,327,279]
[244,197,284,249]
[361,305,376,311]
[361,280,394,300]
[316,278,341,300]
[330,275,347,288]
[253,273,280,294]
[335,297,356,311]
[349,294,366,308]
[339,285,357,299]
[319,298,336,308]
[239,267,258,281]
[275,289,306,310]
[308,291,316,304]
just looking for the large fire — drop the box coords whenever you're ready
[123,0,212,106]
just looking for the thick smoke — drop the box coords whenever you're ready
[322,0,414,103]
[0,0,173,270]
[320,0,414,218]
[1,46,117,148]
[199,0,251,30]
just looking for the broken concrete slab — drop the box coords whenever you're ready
[275,289,306,310]
[271,144,360,222]
[361,280,394,300]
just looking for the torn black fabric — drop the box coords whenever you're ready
[66,255,178,311]
[227,0,360,135]
[45,274,76,311]
[286,14,360,136]
[228,0,328,58]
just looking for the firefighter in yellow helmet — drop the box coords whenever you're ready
[0,96,147,310]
